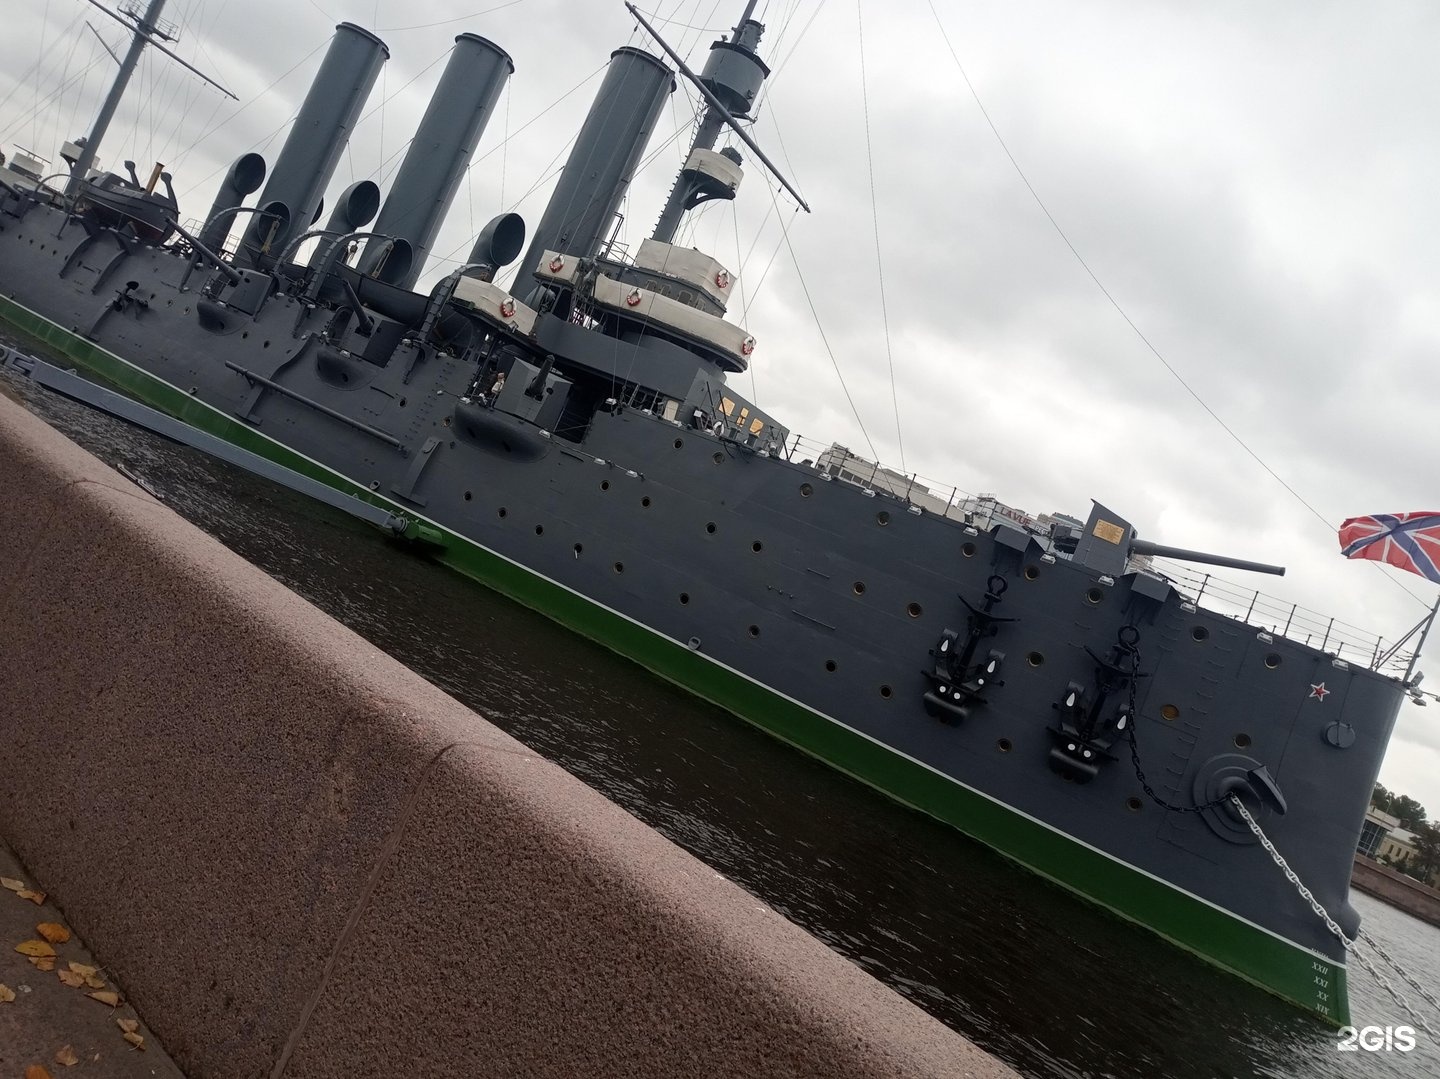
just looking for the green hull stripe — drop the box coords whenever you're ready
[0,294,1348,1024]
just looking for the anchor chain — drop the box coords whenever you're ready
[1232,795,1439,1037]
[1122,645,1230,815]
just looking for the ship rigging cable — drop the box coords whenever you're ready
[855,0,904,475]
[922,0,1427,609]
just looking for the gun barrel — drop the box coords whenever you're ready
[1130,539,1285,577]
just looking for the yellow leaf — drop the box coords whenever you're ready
[67,962,98,977]
[57,970,85,988]
[16,939,56,957]
[25,1066,53,1079]
[17,889,46,905]
[87,990,120,1007]
[28,957,56,972]
[0,983,16,1003]
[54,1045,78,1067]
[115,1018,139,1034]
[84,975,105,990]
[122,1031,145,1051]
[35,922,70,944]
[0,877,24,891]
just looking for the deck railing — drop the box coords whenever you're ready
[775,433,1409,674]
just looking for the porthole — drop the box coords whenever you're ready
[614,561,625,574]
[1234,733,1252,749]
[1026,652,1044,667]
[752,541,763,553]
[1160,704,1180,721]
[748,625,760,638]
[573,543,583,556]
[800,483,813,497]
[713,451,724,464]
[1126,797,1143,812]
[1264,653,1281,669]
[906,602,923,618]
[879,684,893,699]
[1085,587,1104,605]
[673,438,683,449]
[263,340,270,349]
[1023,565,1040,581]
[1192,626,1209,642]
[497,507,508,519]
[399,397,407,407]
[443,416,452,427]
[824,659,837,672]
[997,738,1013,753]
[706,522,717,534]
[853,581,866,596]
[534,525,544,536]
[642,496,652,508]
[962,542,977,558]
[876,511,891,526]
[679,592,690,605]
[600,480,610,491]
[463,491,472,501]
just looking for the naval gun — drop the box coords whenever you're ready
[1070,502,1285,577]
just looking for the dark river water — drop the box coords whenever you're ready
[4,361,1438,1079]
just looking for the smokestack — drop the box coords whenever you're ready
[236,22,388,268]
[357,34,514,290]
[513,47,674,290]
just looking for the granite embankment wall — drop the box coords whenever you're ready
[1353,854,1440,929]
[0,393,1016,1078]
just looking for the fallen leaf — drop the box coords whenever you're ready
[67,962,98,977]
[1,877,24,891]
[28,956,56,972]
[84,975,105,990]
[16,939,57,958]
[25,1066,53,1079]
[115,1018,139,1034]
[35,923,70,945]
[122,1031,145,1051]
[87,990,120,1007]
[54,1045,78,1067]
[0,983,15,1003]
[17,889,46,905]
[57,969,85,988]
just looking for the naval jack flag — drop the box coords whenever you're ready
[1338,512,1440,584]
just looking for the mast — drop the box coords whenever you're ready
[651,3,768,244]
[66,0,168,198]
[66,0,235,199]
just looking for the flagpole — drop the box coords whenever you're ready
[1403,592,1440,683]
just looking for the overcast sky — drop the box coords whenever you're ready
[3,0,1439,816]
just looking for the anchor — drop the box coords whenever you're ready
[1048,625,1145,782]
[923,575,1014,725]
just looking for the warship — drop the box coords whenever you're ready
[0,0,1423,1023]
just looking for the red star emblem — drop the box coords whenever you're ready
[1310,682,1330,701]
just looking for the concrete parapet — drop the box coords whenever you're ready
[1353,855,1440,929]
[0,393,1016,1078]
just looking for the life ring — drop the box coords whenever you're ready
[715,269,731,290]
[625,287,643,308]
[499,297,516,319]
[741,335,756,356]
[548,255,564,273]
